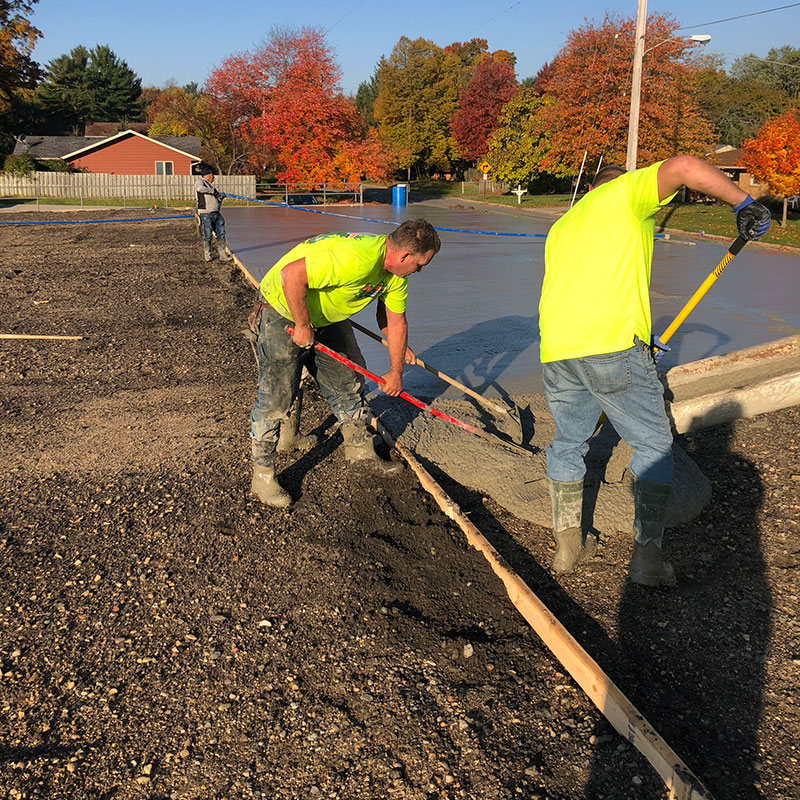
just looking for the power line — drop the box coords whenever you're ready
[327,0,369,32]
[676,2,800,31]
[708,49,800,70]
[462,1,522,38]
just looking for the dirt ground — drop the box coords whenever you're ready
[1,212,798,800]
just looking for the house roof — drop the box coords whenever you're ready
[708,147,745,169]
[13,130,203,161]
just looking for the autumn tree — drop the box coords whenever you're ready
[206,27,392,182]
[0,0,41,151]
[533,14,714,176]
[742,109,800,226]
[450,54,518,162]
[374,37,488,178]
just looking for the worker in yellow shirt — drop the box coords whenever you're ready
[247,219,441,507]
[539,155,770,586]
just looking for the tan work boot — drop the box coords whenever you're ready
[250,464,291,508]
[341,421,403,475]
[629,478,676,587]
[547,477,596,573]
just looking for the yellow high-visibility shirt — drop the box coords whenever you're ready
[260,232,407,328]
[539,161,676,363]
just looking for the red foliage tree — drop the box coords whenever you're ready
[743,108,800,225]
[450,55,518,161]
[205,28,392,183]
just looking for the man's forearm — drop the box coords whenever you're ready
[659,155,747,206]
[385,316,408,376]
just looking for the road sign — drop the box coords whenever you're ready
[479,161,491,174]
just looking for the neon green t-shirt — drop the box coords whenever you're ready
[259,232,408,328]
[539,161,676,363]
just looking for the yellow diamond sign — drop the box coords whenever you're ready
[479,161,491,174]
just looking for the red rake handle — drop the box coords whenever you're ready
[286,325,481,436]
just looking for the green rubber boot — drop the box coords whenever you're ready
[276,391,317,453]
[216,237,232,263]
[341,421,403,476]
[629,478,676,587]
[250,462,291,508]
[548,478,596,573]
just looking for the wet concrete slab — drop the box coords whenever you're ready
[224,202,800,401]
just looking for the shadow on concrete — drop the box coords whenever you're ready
[652,314,732,369]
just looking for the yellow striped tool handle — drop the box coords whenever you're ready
[660,235,747,345]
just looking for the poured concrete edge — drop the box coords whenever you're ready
[375,420,715,800]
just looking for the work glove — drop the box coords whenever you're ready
[217,192,227,199]
[650,334,671,364]
[733,195,771,241]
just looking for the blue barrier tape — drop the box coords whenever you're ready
[224,193,549,238]
[0,214,195,226]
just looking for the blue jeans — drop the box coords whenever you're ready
[542,339,673,484]
[199,211,226,243]
[250,305,369,464]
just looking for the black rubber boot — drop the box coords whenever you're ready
[216,237,232,263]
[341,421,403,475]
[629,478,676,587]
[548,477,596,573]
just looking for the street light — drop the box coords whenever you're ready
[625,0,711,170]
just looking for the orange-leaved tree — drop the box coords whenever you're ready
[206,27,392,184]
[533,13,714,178]
[742,108,800,226]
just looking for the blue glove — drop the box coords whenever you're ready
[216,191,226,200]
[650,334,671,363]
[733,195,771,241]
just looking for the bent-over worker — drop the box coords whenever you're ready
[247,219,441,507]
[538,155,770,586]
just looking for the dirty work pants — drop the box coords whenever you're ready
[249,304,370,466]
[542,338,674,485]
[199,211,226,243]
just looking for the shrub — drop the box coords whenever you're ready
[3,153,35,177]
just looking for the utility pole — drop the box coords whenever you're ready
[625,0,647,171]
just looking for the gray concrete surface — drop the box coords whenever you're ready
[224,201,800,400]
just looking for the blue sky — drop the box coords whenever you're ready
[28,0,800,94]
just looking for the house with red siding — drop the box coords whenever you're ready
[13,130,202,175]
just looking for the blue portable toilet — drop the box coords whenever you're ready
[392,184,407,207]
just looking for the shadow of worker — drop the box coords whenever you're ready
[582,408,770,799]
[414,314,540,404]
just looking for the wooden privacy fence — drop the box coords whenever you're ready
[0,173,256,206]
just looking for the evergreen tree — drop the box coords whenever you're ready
[36,44,143,134]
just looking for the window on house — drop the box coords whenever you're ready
[750,175,759,187]
[155,161,174,175]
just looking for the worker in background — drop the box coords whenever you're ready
[195,165,231,263]
[246,220,441,508]
[538,155,770,587]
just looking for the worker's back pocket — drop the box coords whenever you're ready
[578,349,632,396]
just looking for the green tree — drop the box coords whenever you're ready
[731,46,800,103]
[486,87,553,185]
[36,44,143,134]
[354,68,379,131]
[0,0,42,152]
[694,53,792,146]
